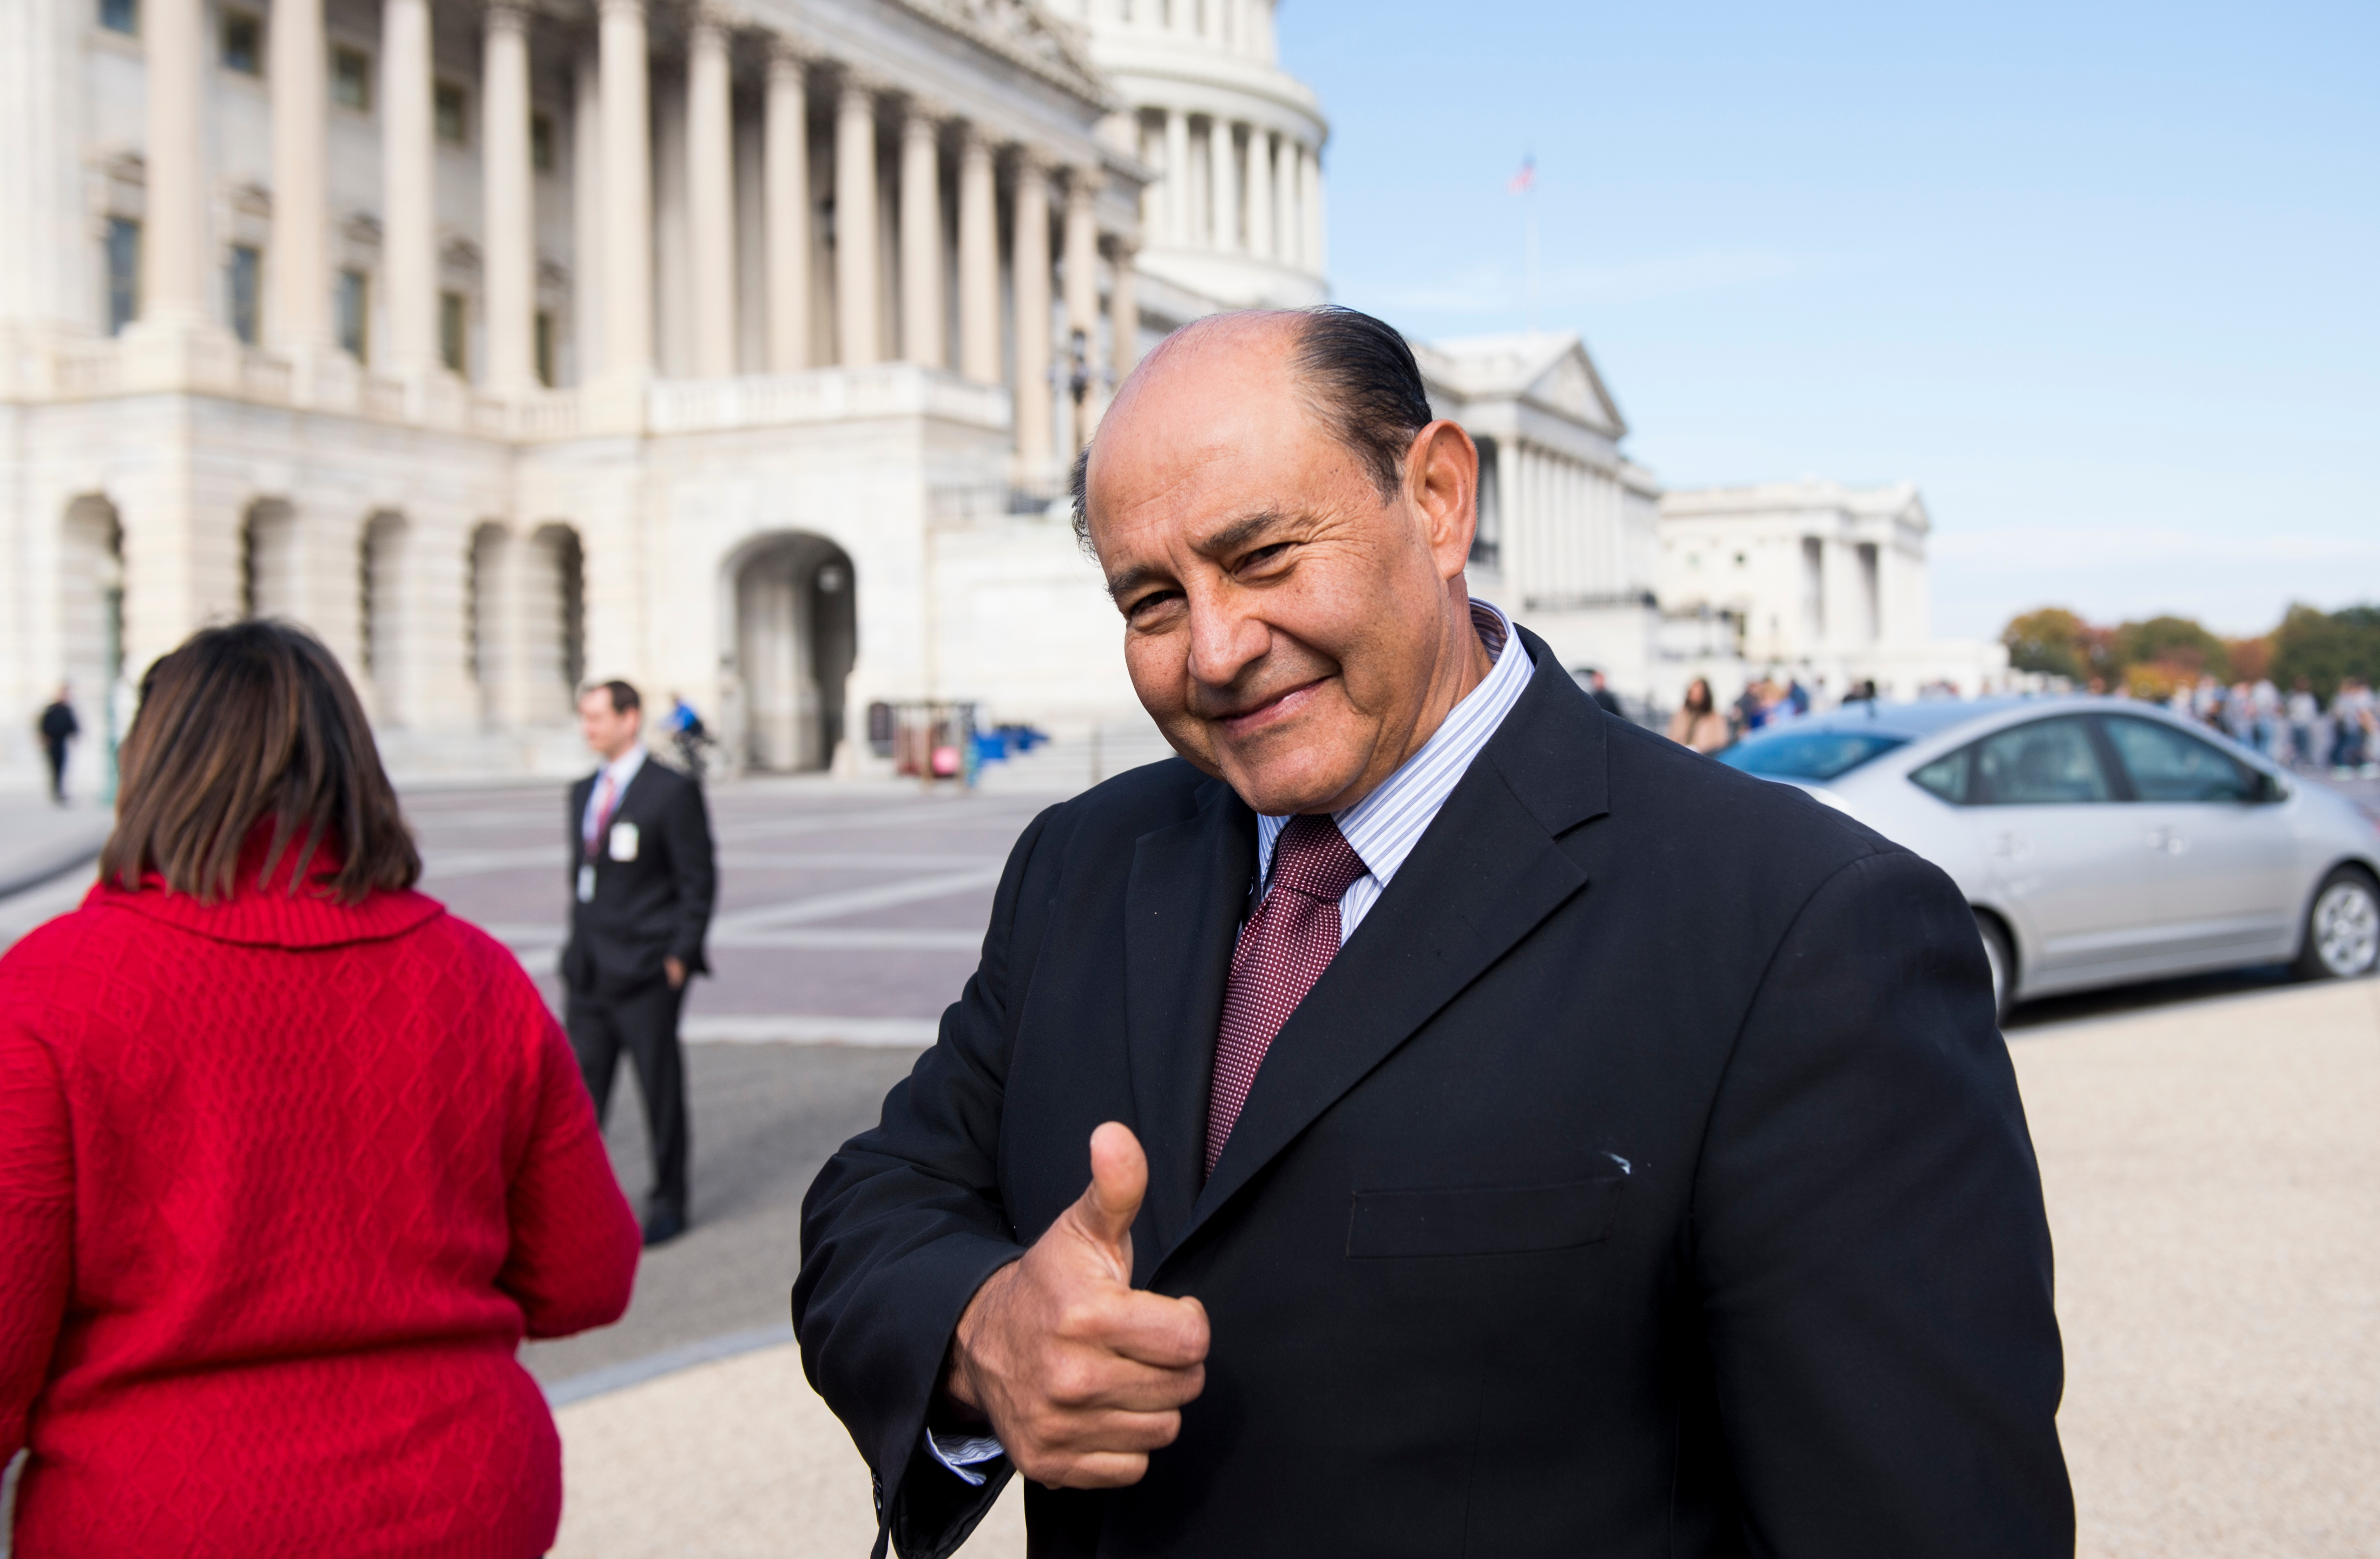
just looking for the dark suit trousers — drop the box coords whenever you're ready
[567,978,690,1215]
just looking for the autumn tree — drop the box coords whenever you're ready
[2001,608,2112,682]
[2270,604,2380,700]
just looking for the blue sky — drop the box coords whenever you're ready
[1277,0,2379,639]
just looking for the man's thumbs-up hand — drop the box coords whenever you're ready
[945,1122,1211,1488]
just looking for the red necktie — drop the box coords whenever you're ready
[1206,814,1368,1176]
[585,772,618,859]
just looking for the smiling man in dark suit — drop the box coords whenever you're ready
[794,307,2070,1558]
[564,679,716,1247]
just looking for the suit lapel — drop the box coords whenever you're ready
[1123,778,1257,1275]
[1159,633,1613,1270]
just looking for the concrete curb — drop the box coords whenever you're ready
[542,1322,797,1409]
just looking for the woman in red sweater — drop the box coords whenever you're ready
[0,621,641,1556]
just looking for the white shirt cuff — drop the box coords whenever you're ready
[925,1427,1007,1486]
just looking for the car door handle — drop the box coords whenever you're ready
[1991,831,2027,859]
[2146,828,2190,856]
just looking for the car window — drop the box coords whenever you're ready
[1968,717,2111,805]
[1909,748,1969,804]
[1716,729,1909,781]
[2102,715,2258,803]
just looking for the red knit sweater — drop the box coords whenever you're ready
[0,862,640,1557]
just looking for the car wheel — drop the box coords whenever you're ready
[1975,912,2015,1027]
[2294,866,2380,981]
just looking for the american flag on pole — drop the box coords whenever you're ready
[1507,154,1536,195]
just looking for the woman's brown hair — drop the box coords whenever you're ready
[100,620,420,905]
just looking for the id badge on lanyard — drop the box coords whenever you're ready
[577,863,596,903]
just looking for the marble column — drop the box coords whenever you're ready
[1108,238,1138,383]
[1010,153,1052,477]
[1162,109,1189,247]
[1062,168,1098,449]
[1301,142,1326,274]
[763,45,810,371]
[599,0,653,376]
[898,102,944,368]
[955,124,999,384]
[139,0,208,327]
[572,45,604,377]
[686,11,737,378]
[1212,120,1239,253]
[1496,438,1522,580]
[834,78,880,367]
[380,0,437,369]
[1243,125,1272,261]
[268,0,330,350]
[481,2,535,390]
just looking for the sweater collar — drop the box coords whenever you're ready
[88,830,445,949]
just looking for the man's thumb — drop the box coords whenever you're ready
[1077,1121,1147,1257]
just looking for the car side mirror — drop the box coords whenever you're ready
[2251,771,2288,804]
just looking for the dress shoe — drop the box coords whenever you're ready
[642,1204,688,1247]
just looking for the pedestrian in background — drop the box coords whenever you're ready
[36,684,77,804]
[0,620,639,1557]
[1667,676,1731,754]
[563,680,716,1247]
[2287,678,2318,768]
[1581,667,1623,717]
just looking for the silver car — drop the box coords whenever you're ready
[1717,697,2380,1020]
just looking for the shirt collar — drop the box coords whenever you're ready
[1256,598,1535,892]
[601,743,648,791]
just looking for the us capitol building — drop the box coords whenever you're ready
[0,0,2001,790]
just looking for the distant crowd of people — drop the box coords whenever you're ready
[1662,671,1884,755]
[1655,665,2380,776]
[2164,674,2378,775]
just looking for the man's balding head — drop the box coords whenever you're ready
[1077,306,1491,817]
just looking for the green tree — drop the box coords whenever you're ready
[2002,607,2096,680]
[2269,603,2380,700]
[2111,615,2230,683]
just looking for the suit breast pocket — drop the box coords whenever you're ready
[1346,1175,1627,1260]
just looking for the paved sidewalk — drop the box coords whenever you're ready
[549,977,2380,1558]
[0,797,110,898]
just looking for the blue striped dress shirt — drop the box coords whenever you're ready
[1253,598,1535,943]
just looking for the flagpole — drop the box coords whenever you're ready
[1526,182,1540,335]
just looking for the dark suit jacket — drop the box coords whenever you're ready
[560,756,717,998]
[794,629,2069,1559]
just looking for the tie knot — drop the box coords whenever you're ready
[1270,814,1367,905]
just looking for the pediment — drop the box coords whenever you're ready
[898,0,1111,106]
[1524,342,1625,437]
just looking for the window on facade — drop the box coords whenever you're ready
[220,9,261,74]
[100,0,137,35]
[435,81,468,144]
[439,290,468,375]
[331,45,371,110]
[226,244,262,344]
[1469,435,1500,569]
[534,310,556,387]
[105,218,141,335]
[336,268,369,361]
[530,112,556,171]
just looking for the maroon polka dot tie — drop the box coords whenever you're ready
[1205,814,1369,1176]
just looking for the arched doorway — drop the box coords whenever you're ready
[359,510,408,725]
[728,533,855,773]
[241,500,299,620]
[59,496,124,799]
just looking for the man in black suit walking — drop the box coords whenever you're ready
[795,309,2069,1556]
[564,679,716,1246]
